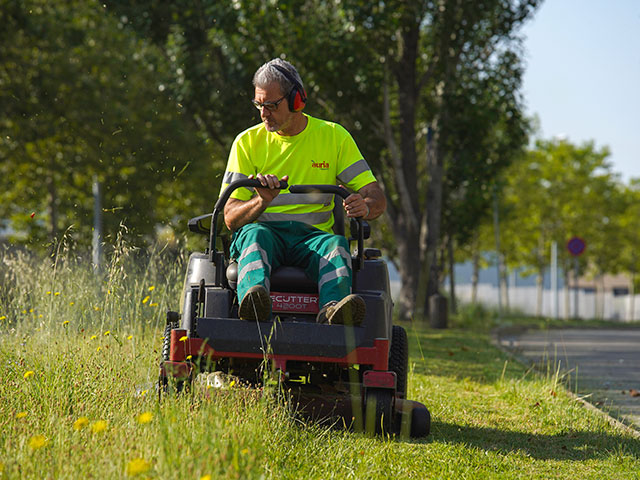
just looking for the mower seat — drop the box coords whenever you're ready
[226,262,317,294]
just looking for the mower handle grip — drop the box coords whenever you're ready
[214,178,289,214]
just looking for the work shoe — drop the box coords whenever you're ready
[238,285,271,322]
[316,294,365,326]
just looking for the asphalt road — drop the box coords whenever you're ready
[495,328,640,431]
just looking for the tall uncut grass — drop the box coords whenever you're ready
[1,236,639,479]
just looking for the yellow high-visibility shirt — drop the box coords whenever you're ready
[220,114,377,233]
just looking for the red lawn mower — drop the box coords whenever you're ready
[159,179,430,437]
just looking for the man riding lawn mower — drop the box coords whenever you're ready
[159,59,430,437]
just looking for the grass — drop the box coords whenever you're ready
[1,243,639,479]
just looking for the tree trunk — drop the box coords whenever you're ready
[471,249,479,304]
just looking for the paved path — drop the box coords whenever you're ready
[495,328,640,431]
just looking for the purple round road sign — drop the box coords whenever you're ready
[567,236,586,256]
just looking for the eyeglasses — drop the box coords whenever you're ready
[252,94,287,112]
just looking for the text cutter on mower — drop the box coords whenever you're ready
[159,179,430,437]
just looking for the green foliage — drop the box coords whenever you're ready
[0,0,221,249]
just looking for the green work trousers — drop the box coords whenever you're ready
[230,221,352,309]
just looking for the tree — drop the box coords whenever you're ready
[501,138,619,316]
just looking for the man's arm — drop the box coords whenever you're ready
[223,174,289,231]
[343,181,386,220]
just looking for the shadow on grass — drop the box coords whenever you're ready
[419,420,640,461]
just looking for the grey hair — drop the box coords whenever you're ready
[253,58,304,95]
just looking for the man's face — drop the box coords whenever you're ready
[253,83,294,134]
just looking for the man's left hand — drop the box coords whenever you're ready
[343,192,369,219]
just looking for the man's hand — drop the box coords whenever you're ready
[251,173,289,204]
[343,182,386,220]
[343,192,369,219]
[223,173,289,231]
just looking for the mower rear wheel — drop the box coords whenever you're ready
[389,325,408,398]
[364,388,394,435]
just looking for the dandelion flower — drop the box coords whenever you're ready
[28,435,48,450]
[142,296,150,304]
[69,302,75,306]
[62,320,69,326]
[148,286,155,292]
[136,412,153,424]
[96,347,101,353]
[126,457,151,476]
[73,416,89,431]
[23,371,34,379]
[91,420,108,433]
[0,315,7,321]
[149,302,158,307]
[140,389,148,397]
[127,335,133,340]
[186,355,192,360]
[104,330,111,336]
[200,475,212,480]
[16,411,28,419]
[29,308,34,313]
[90,335,97,340]
[94,306,100,311]
[46,291,52,295]
[179,335,188,342]
[54,292,60,296]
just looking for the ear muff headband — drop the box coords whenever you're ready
[272,64,307,112]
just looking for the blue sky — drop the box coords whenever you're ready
[521,0,640,182]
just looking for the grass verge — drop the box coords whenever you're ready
[1,247,639,479]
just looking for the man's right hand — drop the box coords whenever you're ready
[251,173,289,204]
[224,173,289,231]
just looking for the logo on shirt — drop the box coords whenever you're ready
[311,160,329,170]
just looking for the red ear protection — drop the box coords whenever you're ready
[272,64,307,112]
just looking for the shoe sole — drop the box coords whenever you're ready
[239,286,271,321]
[328,295,366,326]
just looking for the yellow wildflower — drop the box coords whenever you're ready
[179,335,188,342]
[46,291,51,295]
[90,335,97,340]
[73,416,89,431]
[29,308,34,313]
[200,475,212,480]
[127,335,133,340]
[148,286,155,292]
[28,435,48,450]
[149,302,158,307]
[54,292,60,296]
[126,457,151,476]
[0,315,6,321]
[186,355,192,360]
[136,412,153,424]
[104,330,111,336]
[16,411,28,419]
[96,347,101,353]
[62,320,69,326]
[69,302,75,306]
[140,389,148,397]
[142,295,150,304]
[91,420,108,433]
[94,306,100,311]
[23,371,34,379]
